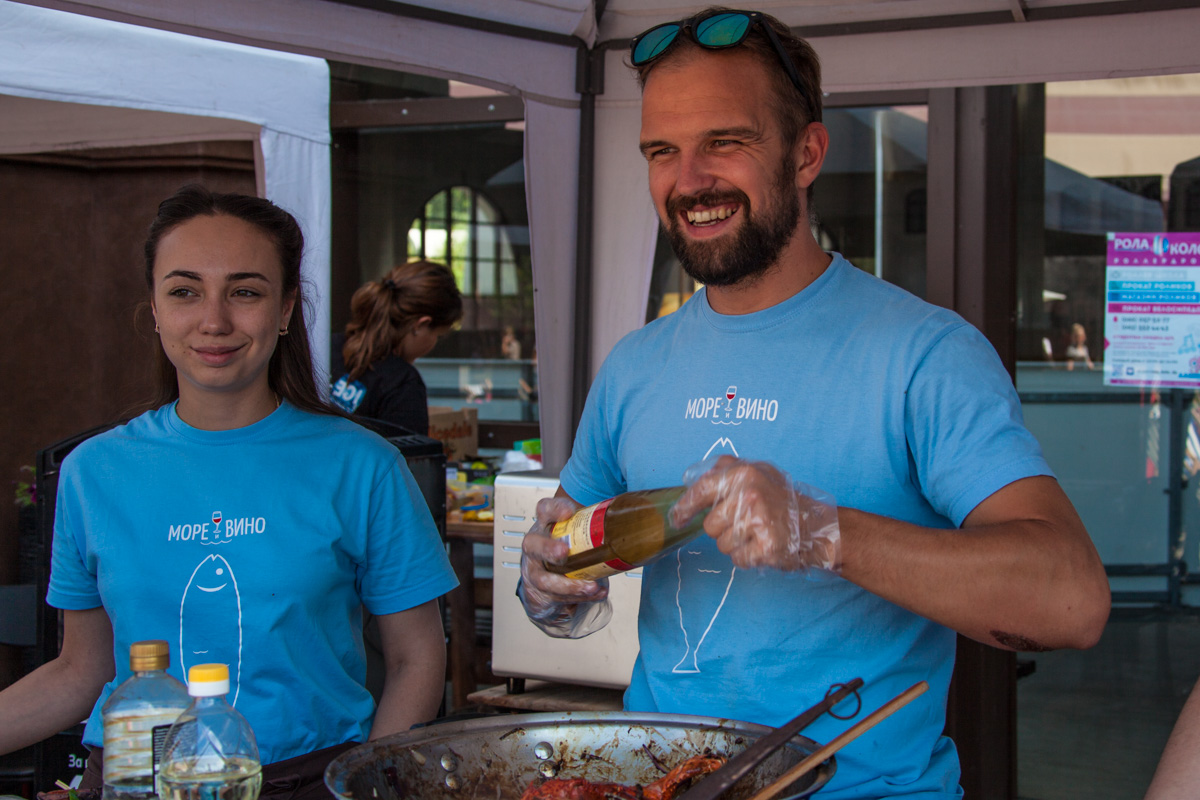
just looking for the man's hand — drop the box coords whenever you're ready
[672,455,841,572]
[520,496,608,608]
[518,495,613,637]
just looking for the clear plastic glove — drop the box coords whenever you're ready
[518,496,614,638]
[670,455,842,573]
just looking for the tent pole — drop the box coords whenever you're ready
[323,0,581,46]
[571,45,605,433]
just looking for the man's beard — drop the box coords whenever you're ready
[664,154,801,288]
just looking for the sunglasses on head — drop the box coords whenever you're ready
[630,9,807,101]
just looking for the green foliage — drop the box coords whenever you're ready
[14,464,35,508]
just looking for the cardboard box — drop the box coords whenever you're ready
[428,405,478,462]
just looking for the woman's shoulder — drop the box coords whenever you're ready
[368,355,421,381]
[58,407,172,473]
[285,406,404,459]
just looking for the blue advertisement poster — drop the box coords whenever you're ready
[1104,232,1200,387]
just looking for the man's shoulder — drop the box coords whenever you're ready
[832,257,958,318]
[823,257,970,343]
[614,293,702,350]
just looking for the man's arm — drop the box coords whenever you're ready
[675,458,1108,651]
[1144,678,1200,799]
[837,475,1109,651]
[0,607,114,755]
[531,459,1109,651]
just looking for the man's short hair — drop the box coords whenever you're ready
[632,7,823,150]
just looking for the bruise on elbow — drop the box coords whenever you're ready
[990,630,1053,652]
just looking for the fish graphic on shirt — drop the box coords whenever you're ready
[672,437,740,673]
[179,554,243,704]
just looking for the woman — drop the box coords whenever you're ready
[330,260,462,435]
[0,185,457,798]
[1065,322,1094,371]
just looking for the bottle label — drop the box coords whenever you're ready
[551,499,635,580]
[151,722,173,795]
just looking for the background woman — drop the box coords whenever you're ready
[330,260,462,435]
[1065,322,1094,371]
[0,185,457,798]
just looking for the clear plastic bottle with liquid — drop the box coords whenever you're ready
[159,664,262,800]
[101,640,190,800]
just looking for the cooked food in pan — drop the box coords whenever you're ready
[520,754,727,800]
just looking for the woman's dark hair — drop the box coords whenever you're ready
[341,260,463,381]
[142,183,337,417]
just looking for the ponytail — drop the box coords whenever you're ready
[342,260,463,379]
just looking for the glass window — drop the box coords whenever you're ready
[816,106,930,298]
[1014,74,1200,796]
[408,186,521,301]
[330,64,537,428]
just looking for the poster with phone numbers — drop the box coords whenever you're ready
[1104,232,1200,387]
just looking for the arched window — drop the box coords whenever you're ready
[407,185,520,298]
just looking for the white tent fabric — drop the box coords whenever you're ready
[9,0,1200,469]
[0,95,263,154]
[587,4,1200,366]
[388,0,596,46]
[523,99,581,469]
[592,50,659,369]
[0,1,333,372]
[808,7,1200,93]
[7,0,587,469]
[12,0,581,106]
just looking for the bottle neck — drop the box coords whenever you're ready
[132,667,167,676]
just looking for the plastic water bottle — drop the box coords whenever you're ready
[101,640,190,800]
[159,664,262,800]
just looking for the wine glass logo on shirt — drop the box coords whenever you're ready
[212,511,223,527]
[725,386,736,416]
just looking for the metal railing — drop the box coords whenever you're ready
[1019,384,1196,611]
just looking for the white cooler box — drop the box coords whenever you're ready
[491,470,643,689]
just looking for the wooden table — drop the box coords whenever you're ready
[468,681,626,712]
[445,519,493,710]
[445,521,627,716]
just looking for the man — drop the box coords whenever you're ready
[1146,676,1200,798]
[519,8,1111,798]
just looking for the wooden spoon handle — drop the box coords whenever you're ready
[745,681,929,800]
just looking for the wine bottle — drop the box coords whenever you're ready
[544,486,708,580]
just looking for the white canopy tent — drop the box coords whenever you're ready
[0,1,332,365]
[5,0,1200,468]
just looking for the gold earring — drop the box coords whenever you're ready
[154,323,159,333]
[279,327,289,336]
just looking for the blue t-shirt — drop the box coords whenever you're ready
[47,401,458,765]
[559,255,1052,800]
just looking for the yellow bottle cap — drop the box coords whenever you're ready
[189,664,228,682]
[187,663,231,696]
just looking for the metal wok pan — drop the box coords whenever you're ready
[325,711,835,800]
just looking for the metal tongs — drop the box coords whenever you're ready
[672,678,928,800]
